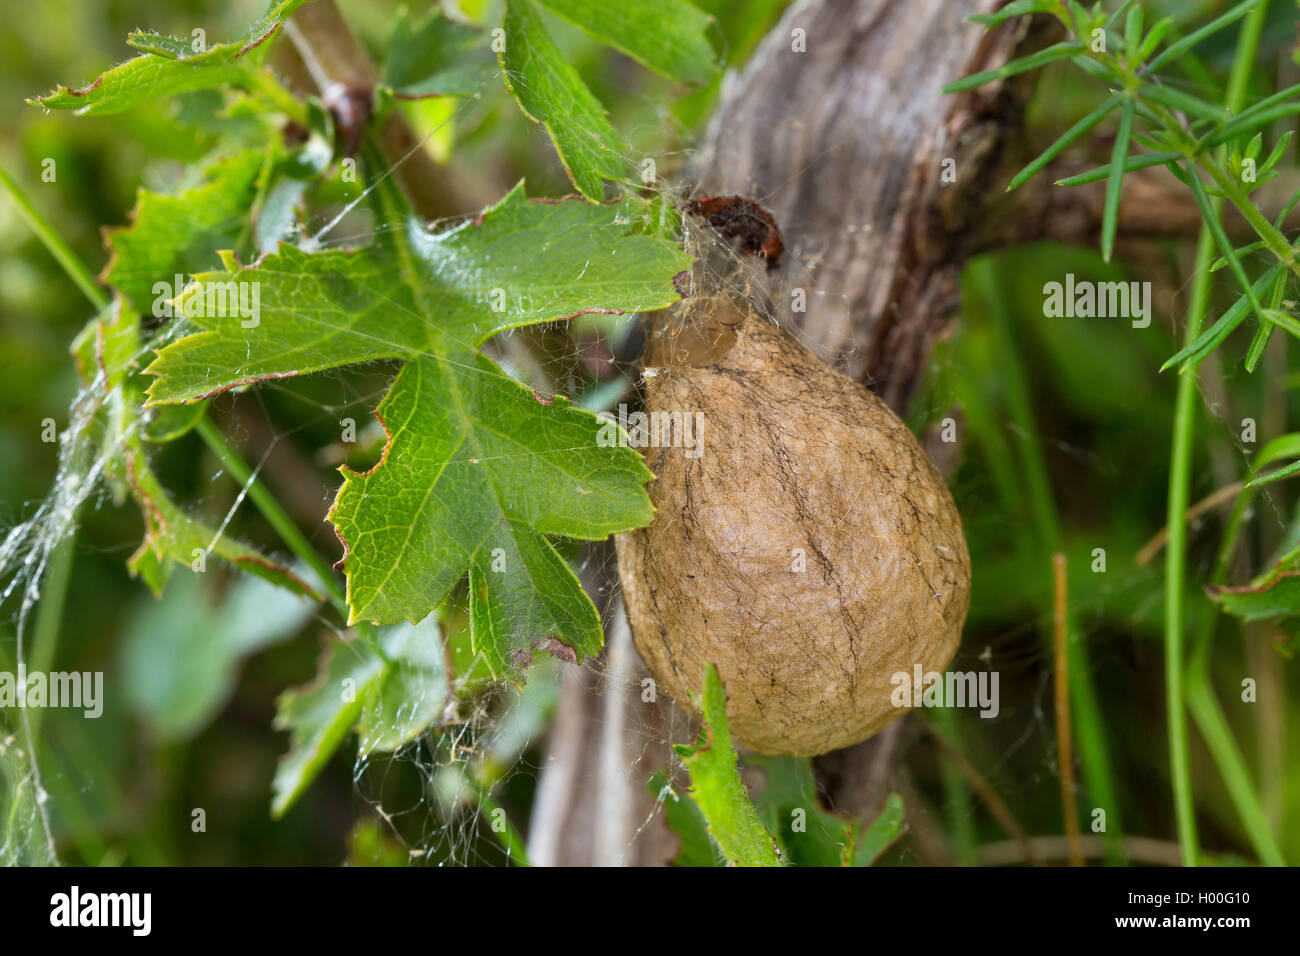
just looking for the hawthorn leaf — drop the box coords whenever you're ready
[30,0,307,115]
[33,58,242,117]
[499,0,627,200]
[123,426,318,599]
[648,770,724,866]
[146,182,689,675]
[674,664,783,867]
[358,621,449,755]
[852,792,906,866]
[532,0,717,84]
[127,0,310,65]
[1207,558,1300,623]
[271,636,386,818]
[274,621,448,816]
[72,302,317,601]
[102,149,265,315]
[383,9,497,99]
[751,755,854,865]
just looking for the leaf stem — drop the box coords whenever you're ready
[194,416,346,613]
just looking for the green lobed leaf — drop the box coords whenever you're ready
[382,9,498,99]
[128,0,309,62]
[499,0,628,199]
[271,636,386,818]
[72,302,318,601]
[852,792,906,866]
[102,149,265,315]
[31,1,308,115]
[648,771,724,866]
[146,181,688,676]
[751,755,853,866]
[1209,567,1300,623]
[750,755,905,866]
[357,621,449,755]
[673,664,783,867]
[532,0,717,84]
[273,621,449,816]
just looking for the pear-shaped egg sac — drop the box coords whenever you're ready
[615,295,970,757]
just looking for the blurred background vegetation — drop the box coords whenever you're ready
[0,0,1296,865]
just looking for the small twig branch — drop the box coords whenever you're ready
[979,835,1184,867]
[923,717,1037,865]
[281,0,490,221]
[1053,553,1083,868]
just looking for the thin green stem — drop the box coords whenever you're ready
[1186,641,1286,864]
[194,416,347,613]
[1163,0,1269,869]
[1202,160,1295,268]
[0,163,108,311]
[1165,226,1210,870]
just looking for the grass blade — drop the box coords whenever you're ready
[1102,96,1135,262]
[1146,0,1266,74]
[1055,150,1181,185]
[1245,458,1300,489]
[1182,159,1268,326]
[1244,269,1288,371]
[943,41,1084,93]
[1007,95,1121,191]
[1160,262,1282,371]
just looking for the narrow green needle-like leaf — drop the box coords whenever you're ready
[1246,458,1300,489]
[1182,160,1267,326]
[1055,149,1180,185]
[969,0,1051,27]
[1101,96,1134,262]
[1007,96,1121,192]
[1161,262,1282,371]
[942,41,1083,94]
[1146,0,1266,73]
